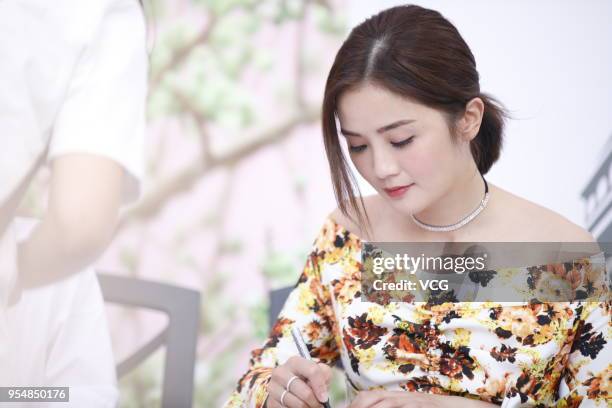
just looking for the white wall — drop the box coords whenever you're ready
[346,0,612,228]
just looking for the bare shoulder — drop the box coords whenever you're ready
[534,209,595,242]
[495,186,596,243]
[328,194,383,239]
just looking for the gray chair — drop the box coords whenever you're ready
[98,273,200,408]
[268,286,294,327]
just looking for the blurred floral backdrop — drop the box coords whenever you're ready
[98,0,348,406]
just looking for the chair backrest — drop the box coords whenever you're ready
[98,273,200,408]
[268,285,294,328]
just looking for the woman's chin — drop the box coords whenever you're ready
[386,197,421,217]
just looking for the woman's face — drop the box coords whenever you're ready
[337,83,473,216]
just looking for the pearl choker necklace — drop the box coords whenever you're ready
[411,176,490,232]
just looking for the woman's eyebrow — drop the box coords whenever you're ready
[340,119,416,137]
[377,119,416,133]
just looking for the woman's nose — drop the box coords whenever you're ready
[372,145,400,180]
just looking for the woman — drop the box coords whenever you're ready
[225,5,609,407]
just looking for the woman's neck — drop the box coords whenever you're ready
[411,168,487,236]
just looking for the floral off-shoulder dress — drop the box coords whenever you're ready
[224,217,611,407]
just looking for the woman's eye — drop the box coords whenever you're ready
[349,145,367,153]
[391,136,415,148]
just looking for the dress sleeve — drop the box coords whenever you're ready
[223,224,340,408]
[48,0,147,204]
[556,301,611,407]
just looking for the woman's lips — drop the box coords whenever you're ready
[384,184,414,198]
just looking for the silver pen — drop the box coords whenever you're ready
[290,326,332,408]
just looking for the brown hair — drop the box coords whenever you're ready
[322,4,508,236]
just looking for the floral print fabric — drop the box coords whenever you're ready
[224,217,610,407]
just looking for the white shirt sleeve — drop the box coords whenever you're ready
[48,0,148,204]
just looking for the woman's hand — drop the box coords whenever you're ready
[266,356,332,408]
[348,390,499,408]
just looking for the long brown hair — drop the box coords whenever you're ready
[322,4,508,237]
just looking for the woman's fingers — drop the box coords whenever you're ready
[268,379,314,408]
[370,397,404,408]
[270,362,323,408]
[348,390,386,408]
[285,376,322,408]
[317,362,333,390]
[286,356,330,403]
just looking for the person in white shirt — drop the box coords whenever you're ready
[0,0,147,406]
[4,218,119,408]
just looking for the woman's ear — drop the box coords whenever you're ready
[458,97,485,142]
